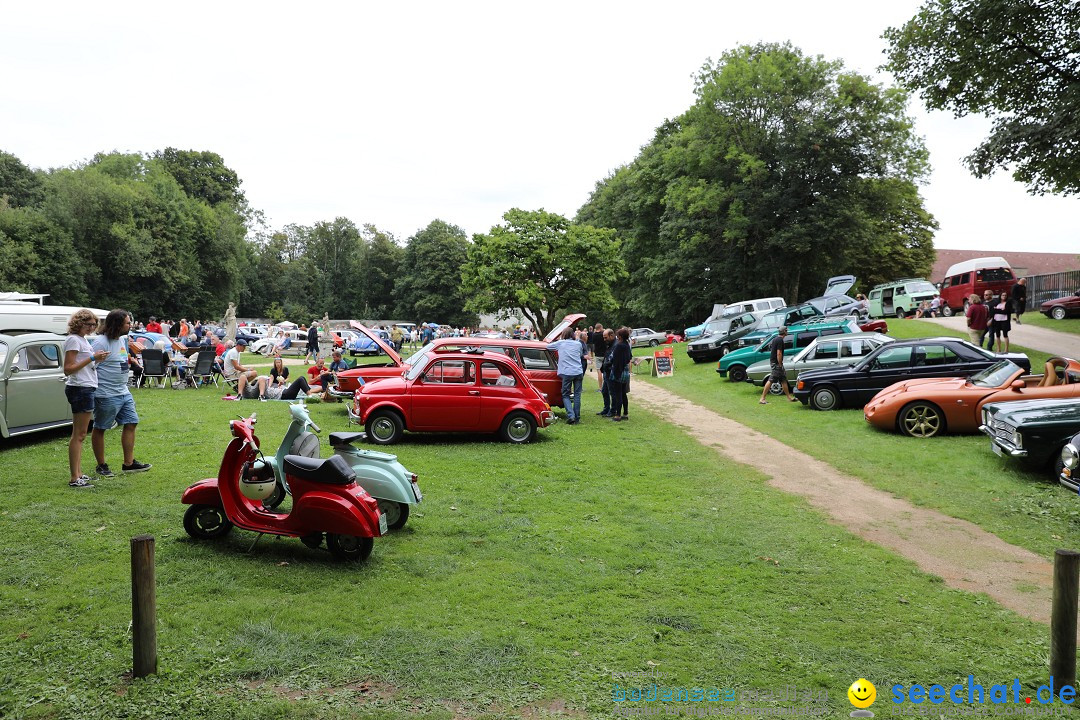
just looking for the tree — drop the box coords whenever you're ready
[153,148,246,207]
[0,151,45,209]
[462,209,625,337]
[577,43,936,330]
[360,224,403,319]
[394,220,475,327]
[883,0,1080,194]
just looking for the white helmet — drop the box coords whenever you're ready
[240,461,275,501]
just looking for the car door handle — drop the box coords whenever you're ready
[469,390,480,395]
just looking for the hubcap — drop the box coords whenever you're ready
[507,417,531,441]
[903,407,940,437]
[371,417,396,441]
[813,389,836,410]
[377,500,401,526]
[769,381,783,395]
[196,508,224,532]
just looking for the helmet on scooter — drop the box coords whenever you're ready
[240,460,275,501]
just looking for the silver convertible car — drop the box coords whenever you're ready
[745,332,893,395]
[0,333,73,438]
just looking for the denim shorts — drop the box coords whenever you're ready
[65,385,96,414]
[93,393,139,429]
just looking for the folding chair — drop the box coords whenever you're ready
[139,349,169,388]
[189,351,217,388]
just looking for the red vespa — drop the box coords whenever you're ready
[181,412,386,562]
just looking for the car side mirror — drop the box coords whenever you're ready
[1010,379,1025,391]
[8,366,19,375]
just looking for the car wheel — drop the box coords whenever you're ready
[1052,306,1067,320]
[376,499,409,530]
[941,305,954,317]
[809,386,840,411]
[898,401,945,438]
[768,380,784,396]
[326,533,373,562]
[183,505,232,539]
[896,307,905,320]
[649,339,659,347]
[365,410,403,445]
[718,345,730,358]
[500,411,537,444]
[728,365,747,383]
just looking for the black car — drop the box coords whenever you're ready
[686,311,760,362]
[792,337,1030,411]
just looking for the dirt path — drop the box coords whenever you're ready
[633,381,1056,625]
[923,315,1080,358]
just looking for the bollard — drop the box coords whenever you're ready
[1050,549,1079,689]
[130,534,157,677]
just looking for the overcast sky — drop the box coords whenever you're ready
[2,1,1077,254]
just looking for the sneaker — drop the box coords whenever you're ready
[123,460,152,473]
[259,397,267,402]
[597,411,610,416]
[69,475,95,488]
[95,463,115,478]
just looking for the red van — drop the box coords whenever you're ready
[938,257,1016,317]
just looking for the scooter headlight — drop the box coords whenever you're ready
[1063,444,1080,470]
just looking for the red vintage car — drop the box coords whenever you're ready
[349,348,555,444]
[332,315,586,408]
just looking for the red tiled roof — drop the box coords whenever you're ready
[931,250,1080,282]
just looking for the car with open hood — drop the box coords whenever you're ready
[348,347,555,445]
[804,275,863,318]
[332,314,585,408]
[793,338,1031,411]
[865,357,1080,437]
[746,332,893,394]
[982,397,1080,478]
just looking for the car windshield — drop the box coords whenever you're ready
[404,342,435,369]
[758,313,784,329]
[703,320,731,336]
[405,355,431,380]
[969,361,1021,387]
[908,281,936,294]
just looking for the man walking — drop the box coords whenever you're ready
[758,326,797,404]
[91,310,151,476]
[965,293,988,346]
[1012,278,1027,324]
[304,321,319,364]
[547,327,587,424]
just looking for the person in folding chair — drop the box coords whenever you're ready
[222,338,263,400]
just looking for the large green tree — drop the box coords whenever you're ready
[577,43,936,330]
[883,0,1080,194]
[462,208,625,337]
[0,151,46,209]
[360,224,403,319]
[394,220,475,327]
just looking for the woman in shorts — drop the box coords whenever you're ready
[63,310,108,488]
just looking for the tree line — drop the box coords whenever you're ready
[10,19,1059,334]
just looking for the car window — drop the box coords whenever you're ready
[981,268,1014,282]
[479,345,514,358]
[841,339,872,357]
[795,332,817,348]
[871,346,913,370]
[480,361,517,386]
[819,328,843,337]
[813,341,839,360]
[912,344,958,367]
[423,360,474,384]
[825,297,842,310]
[519,348,556,370]
[12,343,61,371]
[0,340,7,367]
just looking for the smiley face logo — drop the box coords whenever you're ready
[848,679,876,708]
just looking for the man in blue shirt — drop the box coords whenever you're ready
[91,310,151,477]
[546,327,587,424]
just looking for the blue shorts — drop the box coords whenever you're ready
[93,393,139,430]
[65,385,96,414]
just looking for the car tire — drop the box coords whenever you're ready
[898,401,945,438]
[896,307,905,320]
[941,305,954,317]
[649,339,659,347]
[365,410,404,445]
[1052,306,1067,320]
[719,345,730,358]
[728,365,747,383]
[809,385,840,411]
[499,411,537,444]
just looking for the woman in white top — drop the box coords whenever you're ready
[63,309,108,488]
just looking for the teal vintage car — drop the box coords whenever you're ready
[981,397,1080,479]
[716,318,858,383]
[0,332,72,439]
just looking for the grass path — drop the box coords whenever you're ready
[633,380,1057,625]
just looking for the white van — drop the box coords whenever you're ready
[0,299,108,335]
[720,297,786,317]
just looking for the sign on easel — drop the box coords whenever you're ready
[653,347,674,377]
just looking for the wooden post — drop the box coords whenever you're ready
[1050,549,1080,689]
[130,534,157,677]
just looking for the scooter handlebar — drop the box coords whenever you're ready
[309,421,321,433]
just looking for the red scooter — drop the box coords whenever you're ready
[181,412,386,562]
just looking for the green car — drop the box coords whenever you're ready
[716,319,858,383]
[981,398,1080,479]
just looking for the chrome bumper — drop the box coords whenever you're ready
[978,425,1028,457]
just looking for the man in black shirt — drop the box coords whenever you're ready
[588,323,609,390]
[1011,278,1027,324]
[759,326,797,404]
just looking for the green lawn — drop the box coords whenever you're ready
[643,319,1079,563]
[1016,312,1080,335]
[0,375,1065,719]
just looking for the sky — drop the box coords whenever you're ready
[2,0,1077,254]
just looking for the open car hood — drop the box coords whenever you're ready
[824,275,856,297]
[349,321,402,365]
[543,313,587,343]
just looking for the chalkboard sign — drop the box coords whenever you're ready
[653,352,674,377]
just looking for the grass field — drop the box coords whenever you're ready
[1016,312,1080,335]
[0,330,1074,719]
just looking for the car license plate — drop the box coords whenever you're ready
[412,482,423,502]
[378,512,388,535]
[991,441,1003,457]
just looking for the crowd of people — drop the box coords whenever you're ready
[964,278,1028,353]
[545,323,634,424]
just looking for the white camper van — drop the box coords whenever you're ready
[0,294,108,335]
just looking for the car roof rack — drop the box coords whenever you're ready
[870,278,930,289]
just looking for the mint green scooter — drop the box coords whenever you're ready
[264,403,422,530]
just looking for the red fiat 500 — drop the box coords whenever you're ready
[349,348,555,445]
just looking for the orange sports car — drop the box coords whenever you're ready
[864,357,1080,438]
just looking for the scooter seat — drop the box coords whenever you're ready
[283,454,356,485]
[328,431,365,448]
